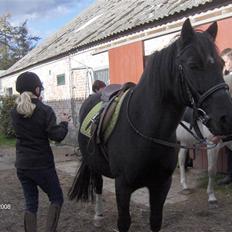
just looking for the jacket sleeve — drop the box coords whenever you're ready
[46,108,68,142]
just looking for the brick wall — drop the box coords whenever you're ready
[45,98,84,146]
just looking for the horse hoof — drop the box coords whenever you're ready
[94,214,104,227]
[208,200,218,209]
[180,188,194,195]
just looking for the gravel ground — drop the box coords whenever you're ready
[1,145,232,232]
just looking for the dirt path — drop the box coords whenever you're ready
[1,145,232,232]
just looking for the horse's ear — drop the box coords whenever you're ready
[205,22,218,41]
[181,18,194,45]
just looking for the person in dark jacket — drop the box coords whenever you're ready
[217,48,232,185]
[11,71,70,232]
[210,48,232,185]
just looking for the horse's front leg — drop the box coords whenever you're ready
[148,176,172,232]
[207,146,219,206]
[115,177,132,232]
[93,174,104,227]
[178,148,188,190]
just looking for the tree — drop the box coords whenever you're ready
[0,14,14,69]
[0,14,40,70]
[12,20,40,61]
[0,95,16,137]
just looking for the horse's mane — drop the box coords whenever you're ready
[137,39,179,99]
[138,30,221,100]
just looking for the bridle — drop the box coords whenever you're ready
[178,63,229,142]
[126,61,229,150]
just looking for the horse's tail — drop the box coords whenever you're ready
[68,161,95,202]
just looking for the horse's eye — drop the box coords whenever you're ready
[189,63,201,70]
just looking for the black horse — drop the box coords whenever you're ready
[69,19,232,232]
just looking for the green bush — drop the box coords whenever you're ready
[0,95,17,138]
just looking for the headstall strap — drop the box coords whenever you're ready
[178,64,195,106]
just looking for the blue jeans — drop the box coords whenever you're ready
[17,167,63,213]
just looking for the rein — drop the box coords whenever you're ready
[126,89,216,150]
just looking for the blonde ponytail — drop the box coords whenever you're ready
[16,92,37,118]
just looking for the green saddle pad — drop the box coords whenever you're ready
[80,90,128,142]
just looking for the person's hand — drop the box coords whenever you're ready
[209,135,223,144]
[60,113,71,122]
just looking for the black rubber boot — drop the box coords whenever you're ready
[24,211,37,232]
[46,203,61,232]
[217,175,232,185]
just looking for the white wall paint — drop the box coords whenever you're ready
[0,51,109,100]
[144,32,178,56]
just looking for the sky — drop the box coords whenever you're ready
[0,0,95,42]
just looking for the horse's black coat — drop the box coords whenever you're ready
[69,19,232,232]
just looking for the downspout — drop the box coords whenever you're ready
[67,54,80,148]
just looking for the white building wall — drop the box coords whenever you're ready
[0,50,109,100]
[144,32,178,56]
[70,51,109,99]
[0,74,18,96]
[33,57,71,101]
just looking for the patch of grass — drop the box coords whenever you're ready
[198,171,232,193]
[0,133,16,147]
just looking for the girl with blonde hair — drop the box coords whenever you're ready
[11,71,70,232]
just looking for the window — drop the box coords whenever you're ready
[57,74,65,86]
[6,87,13,96]
[93,68,109,84]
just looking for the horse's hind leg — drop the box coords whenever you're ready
[207,147,219,206]
[115,177,132,232]
[94,174,104,227]
[148,177,172,232]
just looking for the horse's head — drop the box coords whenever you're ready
[177,19,232,136]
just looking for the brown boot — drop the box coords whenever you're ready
[24,211,37,232]
[46,203,61,232]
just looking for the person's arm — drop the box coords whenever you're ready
[46,108,69,142]
[209,135,232,144]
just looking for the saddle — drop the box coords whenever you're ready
[95,82,136,144]
[82,82,135,145]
